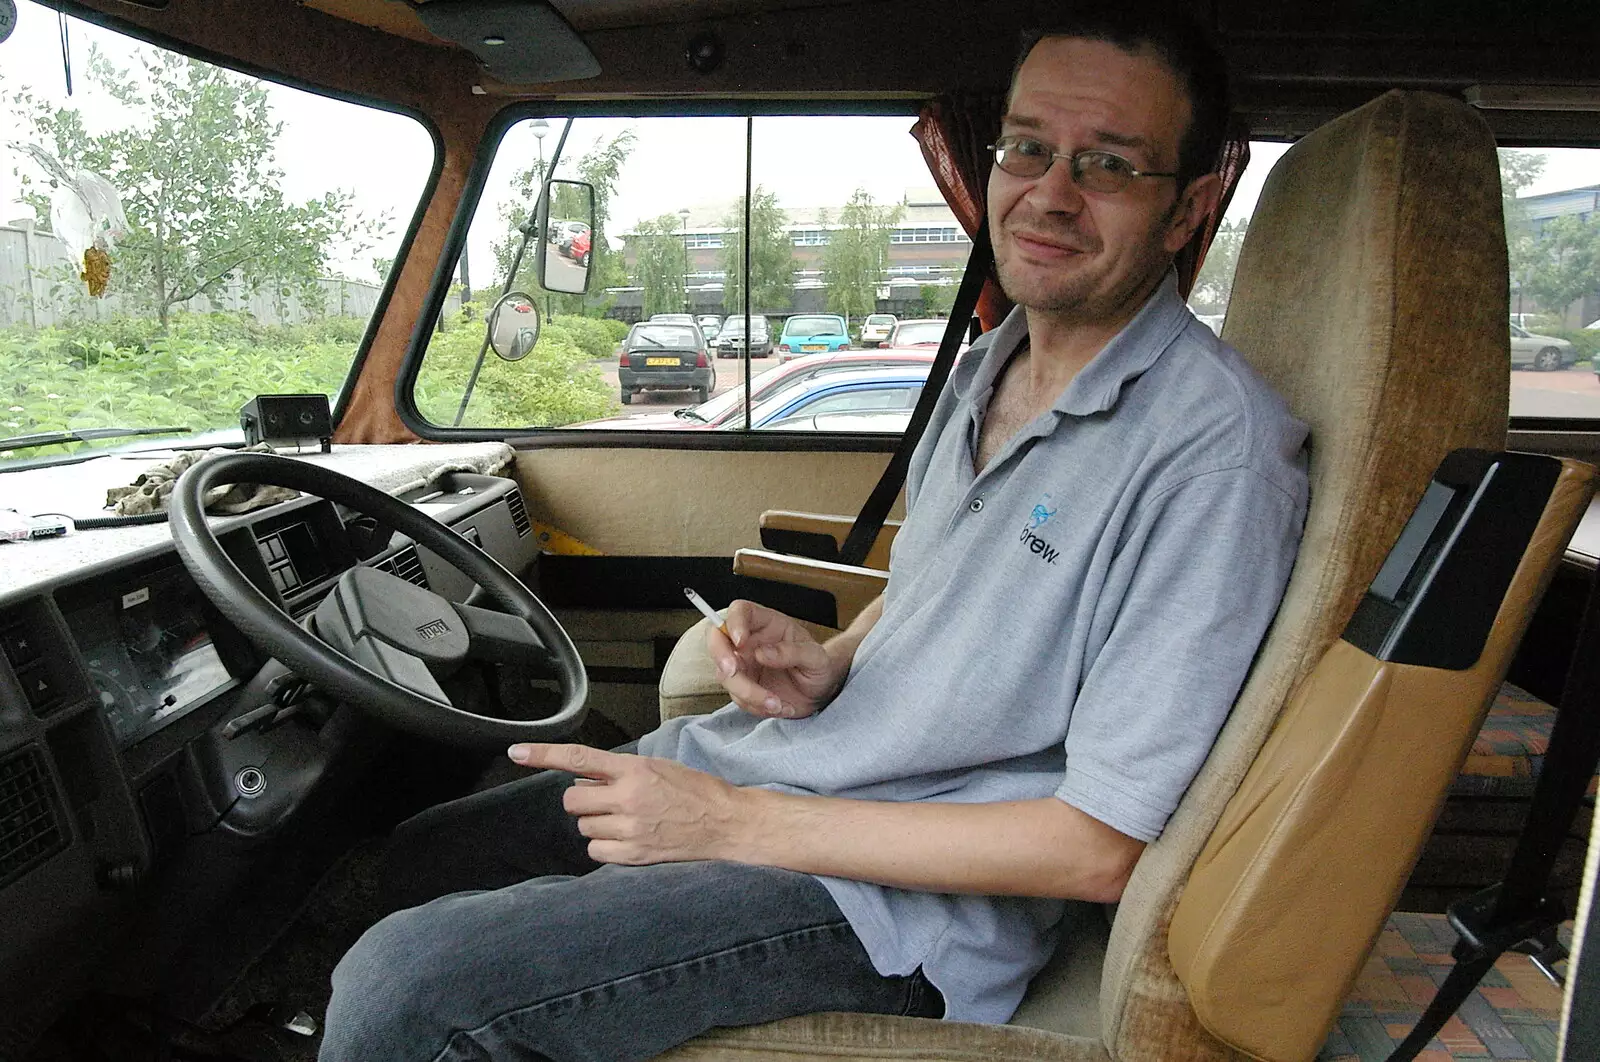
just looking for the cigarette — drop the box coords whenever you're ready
[683,586,729,636]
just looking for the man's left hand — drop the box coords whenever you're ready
[508,744,750,866]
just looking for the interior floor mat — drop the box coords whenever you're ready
[197,838,388,1061]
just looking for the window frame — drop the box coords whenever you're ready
[396,98,938,454]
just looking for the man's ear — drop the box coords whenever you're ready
[1164,172,1224,254]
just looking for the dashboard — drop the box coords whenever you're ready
[0,464,540,1046]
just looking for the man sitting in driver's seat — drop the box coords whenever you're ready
[320,8,1308,1059]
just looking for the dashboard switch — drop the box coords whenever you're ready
[1,625,40,667]
[17,665,61,714]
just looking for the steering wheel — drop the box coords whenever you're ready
[170,452,587,747]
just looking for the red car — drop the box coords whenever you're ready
[575,349,938,430]
[565,228,591,268]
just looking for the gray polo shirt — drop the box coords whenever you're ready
[639,272,1308,1023]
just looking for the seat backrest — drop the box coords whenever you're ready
[1098,90,1513,1060]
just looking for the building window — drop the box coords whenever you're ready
[889,226,968,244]
[685,232,724,249]
[791,228,831,246]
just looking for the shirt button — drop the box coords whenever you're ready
[969,498,984,513]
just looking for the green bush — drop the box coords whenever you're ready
[1,306,620,457]
[550,315,621,360]
[1546,329,1600,362]
[412,318,617,428]
[601,318,632,343]
[0,320,358,455]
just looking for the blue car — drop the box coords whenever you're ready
[734,365,930,432]
[777,314,851,360]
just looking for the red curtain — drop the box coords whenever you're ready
[910,96,1251,332]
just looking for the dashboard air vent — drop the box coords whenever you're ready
[382,547,429,588]
[506,490,532,538]
[0,746,68,889]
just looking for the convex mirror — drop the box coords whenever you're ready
[535,178,596,295]
[487,292,541,361]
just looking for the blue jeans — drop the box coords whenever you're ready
[319,761,942,1062]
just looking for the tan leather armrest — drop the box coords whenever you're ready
[732,548,888,627]
[759,510,901,570]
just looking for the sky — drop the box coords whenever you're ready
[2,0,1596,286]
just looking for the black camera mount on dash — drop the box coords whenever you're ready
[239,394,332,454]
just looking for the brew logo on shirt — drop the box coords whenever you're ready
[1019,494,1060,564]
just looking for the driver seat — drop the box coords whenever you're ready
[651,90,1585,1061]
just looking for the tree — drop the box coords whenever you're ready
[820,190,903,326]
[631,214,689,317]
[917,282,958,318]
[495,126,637,313]
[16,48,376,329]
[1500,150,1547,314]
[1525,213,1600,320]
[1188,217,1249,315]
[720,186,795,313]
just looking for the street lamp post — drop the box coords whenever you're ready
[531,119,551,320]
[678,207,692,314]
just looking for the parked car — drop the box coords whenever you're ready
[738,364,931,430]
[574,350,936,430]
[716,314,772,358]
[777,314,851,360]
[561,228,591,267]
[696,315,722,342]
[554,220,590,254]
[883,318,971,352]
[547,218,587,244]
[860,313,898,347]
[618,322,715,404]
[1510,323,1576,371]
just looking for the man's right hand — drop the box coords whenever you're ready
[706,600,849,719]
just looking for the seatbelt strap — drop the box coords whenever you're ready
[837,224,994,567]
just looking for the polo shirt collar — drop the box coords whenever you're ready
[959,270,1191,417]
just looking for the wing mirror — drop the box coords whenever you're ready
[535,178,596,295]
[487,292,541,361]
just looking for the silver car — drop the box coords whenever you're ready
[1510,323,1575,371]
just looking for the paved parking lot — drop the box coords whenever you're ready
[1510,368,1600,418]
[591,353,787,404]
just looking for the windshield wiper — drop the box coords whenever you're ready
[632,336,666,348]
[674,407,711,423]
[0,425,192,452]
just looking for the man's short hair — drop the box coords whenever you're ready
[1010,4,1231,191]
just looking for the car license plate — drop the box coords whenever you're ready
[801,345,826,352]
[645,357,679,366]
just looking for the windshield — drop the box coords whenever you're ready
[0,1,432,463]
[892,321,947,345]
[720,317,766,336]
[784,316,846,338]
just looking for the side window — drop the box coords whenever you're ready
[0,0,432,461]
[412,113,958,432]
[1190,141,1600,421]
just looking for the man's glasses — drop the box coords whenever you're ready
[988,135,1178,193]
